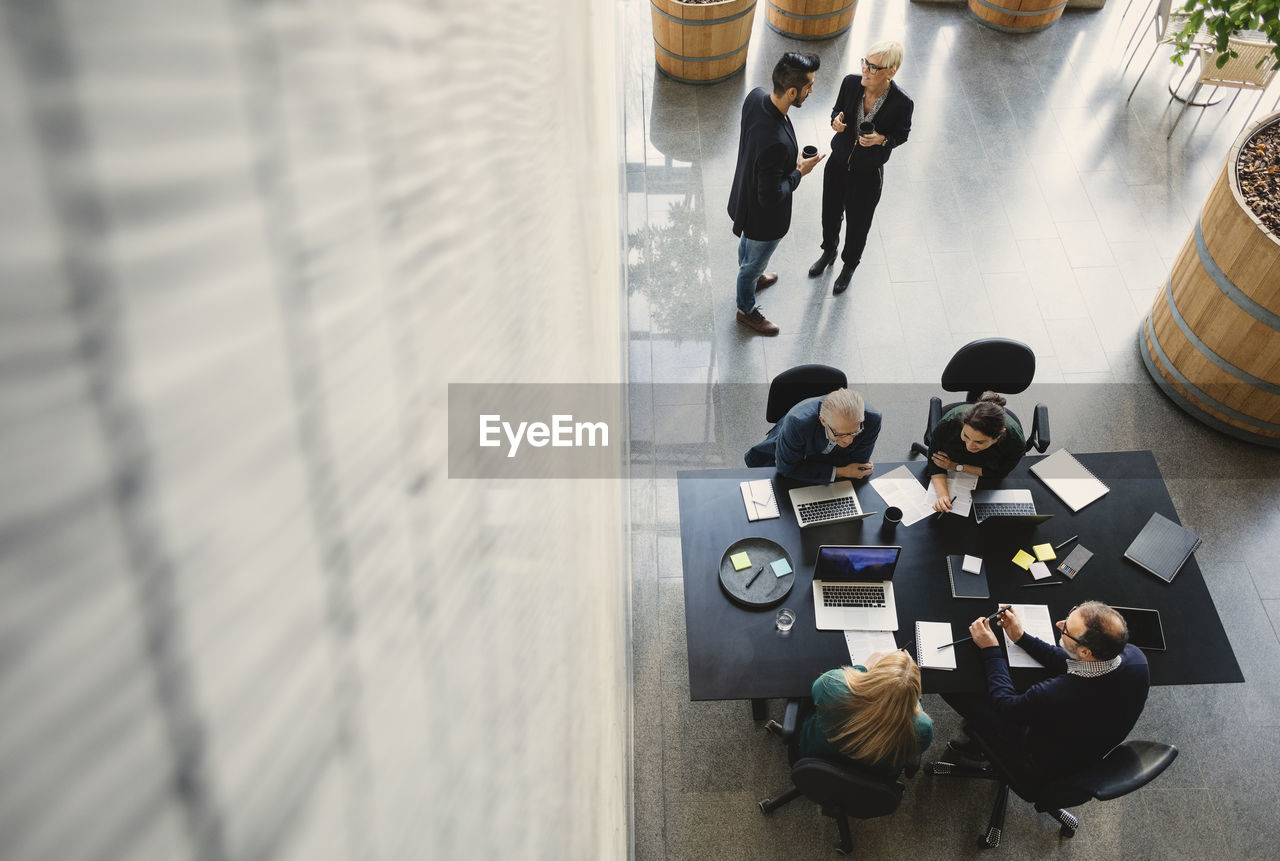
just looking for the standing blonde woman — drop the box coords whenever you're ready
[793,650,933,777]
[808,39,913,295]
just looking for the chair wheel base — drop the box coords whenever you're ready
[764,720,783,737]
[1052,808,1079,838]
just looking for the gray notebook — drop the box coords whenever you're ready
[1124,512,1201,583]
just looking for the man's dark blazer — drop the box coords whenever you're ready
[827,75,913,173]
[744,395,882,484]
[728,87,802,242]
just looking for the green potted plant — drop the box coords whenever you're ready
[1170,0,1280,69]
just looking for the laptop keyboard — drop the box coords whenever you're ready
[821,584,886,608]
[797,497,860,526]
[974,502,1036,519]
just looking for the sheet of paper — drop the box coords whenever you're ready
[1029,560,1052,580]
[947,469,979,517]
[1033,543,1056,561]
[730,551,751,571]
[844,630,898,667]
[962,555,983,574]
[1011,549,1034,569]
[1005,603,1055,668]
[770,558,792,577]
[869,466,935,526]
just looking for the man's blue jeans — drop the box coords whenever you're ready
[736,234,782,315]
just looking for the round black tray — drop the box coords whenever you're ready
[719,537,794,609]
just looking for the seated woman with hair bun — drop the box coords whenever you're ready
[926,391,1026,512]
[793,650,933,778]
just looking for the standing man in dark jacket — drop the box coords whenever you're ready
[809,40,913,295]
[942,602,1151,785]
[728,52,824,335]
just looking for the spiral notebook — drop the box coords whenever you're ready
[946,555,989,599]
[915,621,957,670]
[1030,449,1110,512]
[740,479,780,521]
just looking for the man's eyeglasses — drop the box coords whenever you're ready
[861,58,891,72]
[1057,605,1089,648]
[828,421,865,441]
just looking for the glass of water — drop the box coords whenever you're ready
[775,607,796,634]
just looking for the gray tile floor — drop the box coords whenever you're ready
[623,1,1280,858]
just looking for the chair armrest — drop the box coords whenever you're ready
[1027,403,1050,453]
[781,699,800,738]
[765,699,803,741]
[924,397,943,446]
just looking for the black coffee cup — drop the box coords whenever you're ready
[859,121,875,135]
[802,145,818,159]
[881,506,903,535]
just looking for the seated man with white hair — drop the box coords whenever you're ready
[745,388,881,483]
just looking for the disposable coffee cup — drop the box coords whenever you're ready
[775,607,796,634]
[881,506,903,534]
[801,145,818,159]
[859,121,875,135]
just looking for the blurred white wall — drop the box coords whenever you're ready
[0,1,629,859]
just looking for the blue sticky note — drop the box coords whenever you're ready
[771,558,793,577]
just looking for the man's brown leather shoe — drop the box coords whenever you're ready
[736,308,780,336]
[755,272,778,291]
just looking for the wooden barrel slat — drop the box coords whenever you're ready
[651,0,755,84]
[1142,112,1280,447]
[766,0,859,41]
[968,0,1068,33]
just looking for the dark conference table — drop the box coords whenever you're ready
[677,451,1242,707]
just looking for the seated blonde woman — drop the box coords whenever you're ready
[793,650,933,777]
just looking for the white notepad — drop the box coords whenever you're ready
[1005,604,1056,668]
[1030,449,1109,512]
[740,479,780,521]
[916,621,957,670]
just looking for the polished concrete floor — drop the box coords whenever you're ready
[623,1,1280,858]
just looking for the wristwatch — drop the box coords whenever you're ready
[956,464,964,472]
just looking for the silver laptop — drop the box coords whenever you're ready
[972,489,1053,524]
[812,545,901,631]
[789,480,876,528]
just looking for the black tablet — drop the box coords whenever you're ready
[1112,606,1167,652]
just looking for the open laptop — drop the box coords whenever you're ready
[1111,606,1167,652]
[972,489,1053,525]
[789,480,876,528]
[812,545,901,631]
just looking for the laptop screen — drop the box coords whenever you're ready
[814,545,902,583]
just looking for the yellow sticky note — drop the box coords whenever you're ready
[1012,549,1035,570]
[1033,543,1056,562]
[730,551,752,571]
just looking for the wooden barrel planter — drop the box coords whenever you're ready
[968,0,1068,33]
[1142,111,1280,447]
[765,0,858,40]
[650,0,756,85]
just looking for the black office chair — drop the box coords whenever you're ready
[759,700,916,856]
[766,364,847,424]
[908,338,1049,459]
[926,723,1178,849]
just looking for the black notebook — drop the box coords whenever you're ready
[1124,512,1202,583]
[946,555,990,599]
